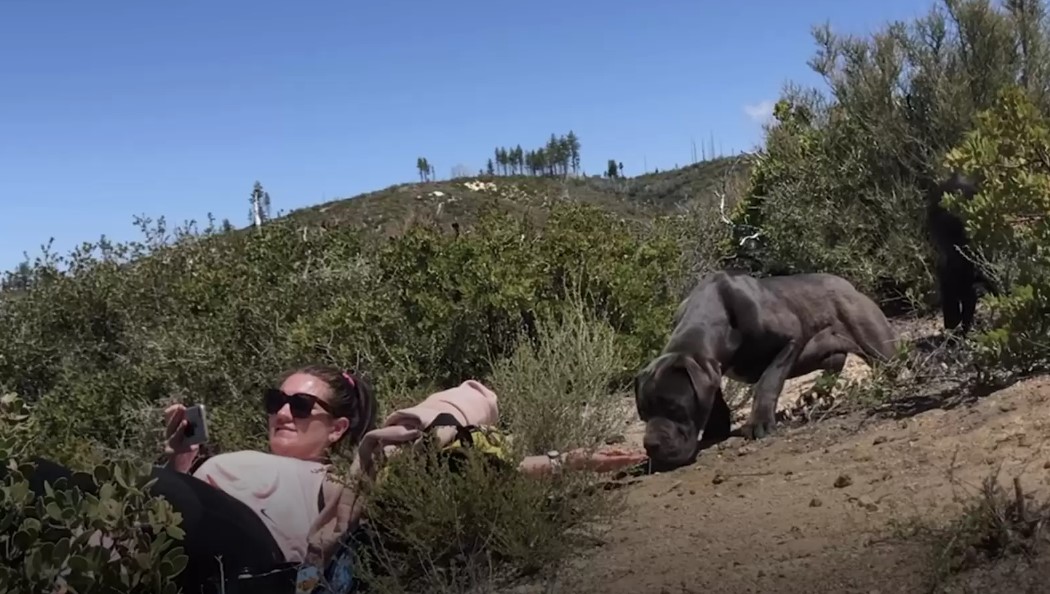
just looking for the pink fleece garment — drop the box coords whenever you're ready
[358,379,500,461]
[386,379,499,429]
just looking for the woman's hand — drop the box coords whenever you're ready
[355,425,423,478]
[519,445,649,477]
[163,404,200,473]
[567,446,648,473]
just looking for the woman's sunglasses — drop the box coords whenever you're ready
[263,388,334,419]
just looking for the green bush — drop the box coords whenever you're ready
[0,393,187,594]
[357,441,619,594]
[487,293,627,457]
[355,301,627,593]
[0,199,684,465]
[0,193,682,591]
[731,0,1050,312]
[941,84,1050,372]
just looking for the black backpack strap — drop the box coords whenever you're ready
[424,413,475,448]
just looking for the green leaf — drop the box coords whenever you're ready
[26,547,42,579]
[112,464,128,490]
[10,529,32,551]
[92,465,111,484]
[53,536,71,561]
[164,524,185,541]
[167,552,189,577]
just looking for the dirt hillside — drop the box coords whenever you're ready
[548,320,1050,594]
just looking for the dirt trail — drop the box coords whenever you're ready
[549,354,1050,593]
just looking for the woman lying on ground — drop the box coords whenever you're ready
[2,364,646,592]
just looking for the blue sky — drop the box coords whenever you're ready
[0,0,933,272]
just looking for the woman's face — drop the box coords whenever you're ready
[267,372,350,461]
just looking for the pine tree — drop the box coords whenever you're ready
[566,130,581,175]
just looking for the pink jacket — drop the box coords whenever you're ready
[356,379,500,465]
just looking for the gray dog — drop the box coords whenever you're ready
[635,271,898,470]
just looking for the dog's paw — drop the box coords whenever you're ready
[740,419,776,441]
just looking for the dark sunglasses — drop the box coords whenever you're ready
[263,388,334,419]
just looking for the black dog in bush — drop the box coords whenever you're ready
[922,172,999,334]
[634,271,898,471]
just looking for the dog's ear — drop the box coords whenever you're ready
[680,354,720,433]
[680,356,715,402]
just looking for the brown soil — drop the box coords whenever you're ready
[545,321,1050,594]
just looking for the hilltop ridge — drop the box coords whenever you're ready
[274,154,755,236]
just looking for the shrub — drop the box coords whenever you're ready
[487,293,627,456]
[0,189,676,592]
[375,202,685,388]
[731,0,1050,312]
[941,84,1050,372]
[357,444,619,594]
[0,393,187,594]
[355,303,627,594]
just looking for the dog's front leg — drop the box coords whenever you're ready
[741,340,800,440]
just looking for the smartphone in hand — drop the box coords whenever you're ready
[182,404,210,447]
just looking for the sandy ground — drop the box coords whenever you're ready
[538,319,1050,594]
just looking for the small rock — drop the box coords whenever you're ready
[1043,460,1050,469]
[857,496,879,512]
[834,474,854,488]
[604,434,626,445]
[712,473,726,485]
[873,435,888,445]
[999,402,1016,413]
[809,498,823,507]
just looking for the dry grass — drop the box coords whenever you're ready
[487,294,627,457]
[353,296,631,594]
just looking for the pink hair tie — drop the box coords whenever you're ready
[342,371,356,387]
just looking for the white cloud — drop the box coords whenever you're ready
[743,99,775,123]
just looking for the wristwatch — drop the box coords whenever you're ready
[546,450,562,474]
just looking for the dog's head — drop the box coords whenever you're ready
[634,352,721,471]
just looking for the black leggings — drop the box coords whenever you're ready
[0,457,286,591]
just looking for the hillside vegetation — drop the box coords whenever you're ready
[3,0,1050,592]
[280,154,752,236]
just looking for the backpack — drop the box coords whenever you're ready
[418,412,515,473]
